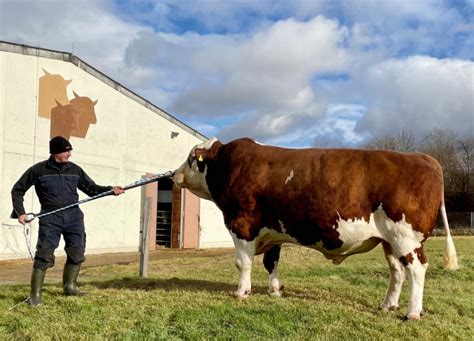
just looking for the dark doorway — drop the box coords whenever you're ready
[156,177,173,247]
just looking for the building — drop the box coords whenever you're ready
[0,41,232,260]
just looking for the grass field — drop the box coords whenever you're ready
[0,236,472,339]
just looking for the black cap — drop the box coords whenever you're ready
[49,136,73,155]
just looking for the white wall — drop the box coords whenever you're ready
[199,200,233,248]
[0,45,231,260]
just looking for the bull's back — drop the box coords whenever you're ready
[219,140,443,236]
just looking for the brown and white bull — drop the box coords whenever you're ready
[172,137,458,320]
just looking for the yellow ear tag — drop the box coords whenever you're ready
[198,155,204,162]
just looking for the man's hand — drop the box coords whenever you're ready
[18,214,28,225]
[112,186,125,196]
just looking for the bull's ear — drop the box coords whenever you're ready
[194,141,222,164]
[197,141,222,161]
[194,148,206,161]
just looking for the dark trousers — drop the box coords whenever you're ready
[33,208,86,270]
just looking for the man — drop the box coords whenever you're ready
[11,136,125,306]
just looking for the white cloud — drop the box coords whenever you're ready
[354,56,474,138]
[304,103,368,147]
[0,0,148,84]
[0,1,472,148]
[167,16,348,118]
[189,122,218,138]
[120,15,350,145]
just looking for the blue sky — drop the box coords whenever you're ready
[1,0,473,147]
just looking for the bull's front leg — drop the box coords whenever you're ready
[263,245,283,296]
[404,250,428,320]
[230,233,256,299]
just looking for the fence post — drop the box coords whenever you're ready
[139,197,151,277]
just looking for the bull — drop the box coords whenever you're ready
[172,137,458,320]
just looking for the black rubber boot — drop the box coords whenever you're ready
[63,264,87,296]
[27,268,46,306]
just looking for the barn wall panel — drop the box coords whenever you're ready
[0,43,232,260]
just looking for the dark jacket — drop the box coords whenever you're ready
[11,156,112,218]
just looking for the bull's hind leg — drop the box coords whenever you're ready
[263,245,283,296]
[231,233,256,299]
[375,207,428,320]
[380,241,405,312]
[402,246,428,320]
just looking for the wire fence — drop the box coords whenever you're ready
[433,211,474,236]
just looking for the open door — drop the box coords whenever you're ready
[181,189,200,248]
[156,177,174,248]
[151,182,200,249]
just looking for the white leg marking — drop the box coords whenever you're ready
[285,169,294,184]
[373,208,424,257]
[268,261,283,297]
[231,233,255,299]
[371,207,426,319]
[406,257,428,320]
[381,253,405,311]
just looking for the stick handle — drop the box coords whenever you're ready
[26,171,172,222]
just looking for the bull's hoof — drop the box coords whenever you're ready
[379,304,399,312]
[403,313,421,321]
[234,289,251,299]
[268,285,284,297]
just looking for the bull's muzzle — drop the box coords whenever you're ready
[171,169,184,187]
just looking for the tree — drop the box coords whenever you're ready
[419,129,459,193]
[363,131,416,152]
[457,135,474,193]
[454,135,474,211]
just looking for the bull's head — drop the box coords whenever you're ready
[50,100,80,139]
[69,91,98,138]
[172,138,221,201]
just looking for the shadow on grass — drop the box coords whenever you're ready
[86,276,271,295]
[5,279,396,320]
[5,286,62,308]
[85,276,380,307]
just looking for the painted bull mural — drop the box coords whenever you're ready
[38,69,98,139]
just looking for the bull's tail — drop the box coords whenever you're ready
[440,204,459,270]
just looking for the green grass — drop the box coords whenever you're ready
[1,237,473,340]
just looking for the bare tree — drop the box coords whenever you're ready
[419,129,459,193]
[457,135,474,193]
[363,131,416,152]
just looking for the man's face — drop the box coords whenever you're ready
[53,150,71,163]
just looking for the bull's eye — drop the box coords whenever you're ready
[197,159,206,172]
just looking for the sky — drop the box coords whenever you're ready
[0,0,473,148]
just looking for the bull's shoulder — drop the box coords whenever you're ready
[226,137,259,149]
[222,138,280,159]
